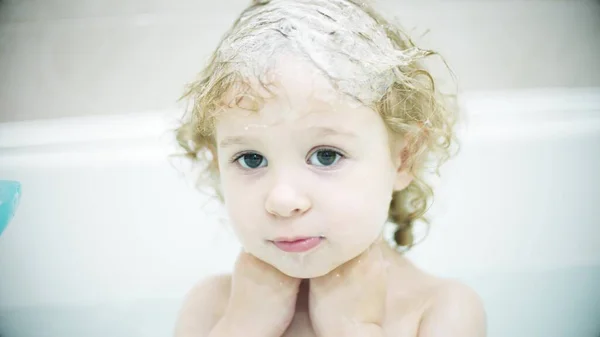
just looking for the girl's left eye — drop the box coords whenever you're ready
[307,149,344,167]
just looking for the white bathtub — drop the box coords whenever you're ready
[0,88,599,337]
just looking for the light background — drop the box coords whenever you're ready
[1,1,599,336]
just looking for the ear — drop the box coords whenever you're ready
[392,139,414,192]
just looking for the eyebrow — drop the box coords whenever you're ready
[218,126,358,148]
[309,126,358,139]
[219,136,252,149]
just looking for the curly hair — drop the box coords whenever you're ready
[174,0,459,250]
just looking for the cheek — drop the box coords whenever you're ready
[221,174,264,232]
[318,163,394,240]
[324,191,389,238]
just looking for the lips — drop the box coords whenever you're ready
[271,236,323,253]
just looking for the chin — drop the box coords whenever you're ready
[276,262,336,279]
[269,251,351,279]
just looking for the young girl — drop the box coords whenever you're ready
[174,0,486,336]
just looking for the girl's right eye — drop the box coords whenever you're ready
[234,153,268,169]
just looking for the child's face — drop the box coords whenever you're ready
[215,55,407,278]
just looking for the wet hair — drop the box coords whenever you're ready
[175,0,459,250]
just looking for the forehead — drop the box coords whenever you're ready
[220,54,341,107]
[217,54,371,126]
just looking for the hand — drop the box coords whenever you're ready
[308,242,388,337]
[219,251,301,337]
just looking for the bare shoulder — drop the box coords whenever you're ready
[174,274,232,337]
[419,279,487,337]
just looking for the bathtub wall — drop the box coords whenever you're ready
[1,0,600,123]
[1,87,599,337]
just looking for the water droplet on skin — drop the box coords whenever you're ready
[335,273,340,278]
[298,252,307,265]
[243,123,269,131]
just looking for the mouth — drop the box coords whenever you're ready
[270,236,324,253]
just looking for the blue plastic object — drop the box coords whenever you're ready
[0,180,21,236]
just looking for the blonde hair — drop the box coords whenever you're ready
[175,0,459,249]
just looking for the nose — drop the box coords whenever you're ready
[265,183,311,218]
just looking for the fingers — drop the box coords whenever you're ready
[310,241,388,294]
[337,241,387,278]
[234,251,301,287]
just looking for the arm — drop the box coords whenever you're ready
[418,282,487,337]
[174,274,232,337]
